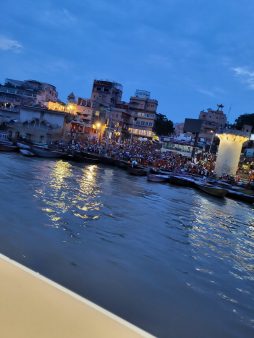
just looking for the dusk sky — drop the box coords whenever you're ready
[1,0,254,123]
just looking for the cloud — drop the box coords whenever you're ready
[0,36,22,52]
[232,66,254,89]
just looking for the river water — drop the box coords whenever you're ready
[0,153,253,337]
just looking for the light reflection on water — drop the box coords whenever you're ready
[0,154,254,338]
[36,161,103,231]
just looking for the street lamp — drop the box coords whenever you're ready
[95,122,101,129]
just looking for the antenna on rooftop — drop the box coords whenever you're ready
[217,104,224,111]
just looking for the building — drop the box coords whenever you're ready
[161,139,203,157]
[6,106,65,143]
[0,79,58,108]
[105,102,130,141]
[128,90,157,138]
[89,84,158,140]
[46,93,94,141]
[91,80,123,108]
[174,122,184,136]
[199,105,227,143]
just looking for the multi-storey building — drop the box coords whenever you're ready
[128,90,157,138]
[0,79,58,107]
[106,102,130,140]
[46,93,93,141]
[199,106,227,143]
[91,80,122,108]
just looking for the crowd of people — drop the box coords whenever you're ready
[60,139,217,177]
[52,137,254,184]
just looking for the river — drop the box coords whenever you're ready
[0,153,253,337]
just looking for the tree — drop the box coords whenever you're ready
[153,113,174,136]
[234,113,254,132]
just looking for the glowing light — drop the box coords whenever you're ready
[215,132,249,177]
[95,122,101,129]
[47,101,66,112]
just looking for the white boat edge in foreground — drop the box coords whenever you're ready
[0,253,154,338]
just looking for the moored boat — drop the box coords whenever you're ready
[17,141,31,150]
[19,149,35,157]
[128,166,147,176]
[168,175,196,187]
[31,146,63,158]
[83,156,100,164]
[0,141,18,152]
[195,183,227,198]
[113,159,130,170]
[147,173,170,183]
[226,189,254,204]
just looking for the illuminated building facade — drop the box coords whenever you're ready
[47,94,94,140]
[128,90,157,138]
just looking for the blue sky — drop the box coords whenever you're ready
[1,0,254,123]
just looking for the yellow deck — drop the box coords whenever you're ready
[0,254,154,338]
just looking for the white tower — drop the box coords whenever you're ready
[215,131,249,177]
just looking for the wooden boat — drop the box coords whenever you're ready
[128,166,147,176]
[0,142,18,152]
[82,151,115,165]
[168,175,196,187]
[147,173,170,183]
[19,149,35,157]
[226,189,254,204]
[149,168,172,175]
[113,159,130,170]
[17,142,32,150]
[64,151,85,163]
[83,156,100,164]
[31,146,63,158]
[196,183,227,198]
[99,156,116,166]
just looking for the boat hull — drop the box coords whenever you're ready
[128,167,147,176]
[226,190,254,204]
[0,143,18,152]
[32,147,63,158]
[17,142,31,150]
[147,174,169,182]
[168,175,196,187]
[19,149,35,157]
[196,184,227,198]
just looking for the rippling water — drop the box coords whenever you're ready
[0,153,254,337]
